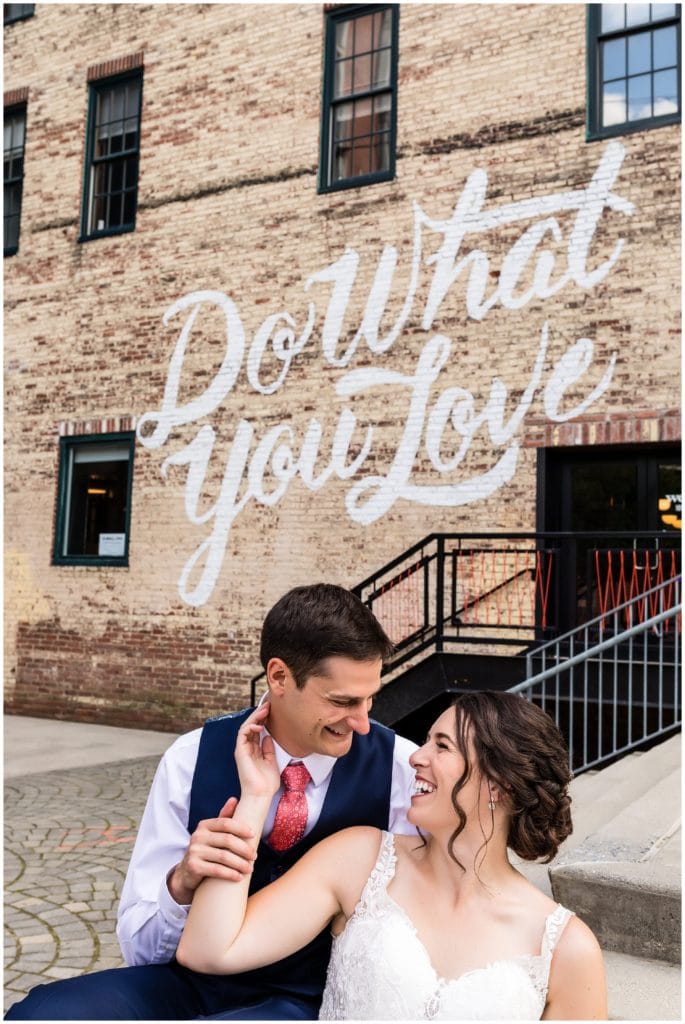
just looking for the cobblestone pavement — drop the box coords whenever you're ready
[4,756,159,1015]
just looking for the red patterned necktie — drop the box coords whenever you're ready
[268,762,312,852]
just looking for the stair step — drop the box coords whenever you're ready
[550,764,681,962]
[604,949,681,1020]
[568,735,681,843]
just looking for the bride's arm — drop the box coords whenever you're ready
[178,823,376,974]
[176,704,379,975]
[543,916,607,1020]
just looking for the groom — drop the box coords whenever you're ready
[7,583,417,1020]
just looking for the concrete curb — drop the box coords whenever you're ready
[550,756,681,963]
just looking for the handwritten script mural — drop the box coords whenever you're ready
[138,141,633,606]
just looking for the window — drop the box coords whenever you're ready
[53,434,135,566]
[4,104,26,256]
[3,4,35,25]
[319,4,399,192]
[80,71,142,240]
[588,3,681,139]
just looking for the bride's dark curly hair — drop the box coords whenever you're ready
[447,691,573,866]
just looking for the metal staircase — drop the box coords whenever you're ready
[251,531,681,771]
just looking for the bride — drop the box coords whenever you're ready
[177,691,607,1020]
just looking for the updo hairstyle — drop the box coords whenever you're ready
[449,690,573,864]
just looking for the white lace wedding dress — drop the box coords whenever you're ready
[319,831,573,1020]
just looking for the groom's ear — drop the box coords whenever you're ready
[266,657,290,697]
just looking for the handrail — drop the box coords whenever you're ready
[516,575,681,774]
[514,603,680,692]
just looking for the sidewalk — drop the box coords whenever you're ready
[4,715,178,1015]
[4,715,178,777]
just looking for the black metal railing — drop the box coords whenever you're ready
[515,577,682,774]
[353,532,681,677]
[250,531,680,704]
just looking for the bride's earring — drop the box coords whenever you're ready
[488,786,495,811]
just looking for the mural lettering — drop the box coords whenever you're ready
[138,141,632,606]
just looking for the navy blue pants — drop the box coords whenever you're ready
[5,961,320,1020]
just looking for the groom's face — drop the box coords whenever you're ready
[266,655,382,758]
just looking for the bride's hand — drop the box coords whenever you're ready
[235,703,280,800]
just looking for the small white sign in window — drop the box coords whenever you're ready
[99,533,126,557]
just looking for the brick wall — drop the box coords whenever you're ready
[4,4,680,728]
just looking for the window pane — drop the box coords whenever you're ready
[333,101,354,141]
[603,38,626,79]
[110,159,124,193]
[125,81,140,117]
[627,72,652,119]
[628,30,651,74]
[375,8,392,48]
[4,183,20,249]
[334,57,354,98]
[109,191,123,226]
[601,3,625,31]
[625,4,651,27]
[353,140,371,176]
[653,25,677,68]
[12,115,24,148]
[66,456,129,557]
[92,192,108,232]
[333,138,352,182]
[96,91,110,132]
[373,47,391,88]
[353,97,373,139]
[123,188,136,225]
[354,52,372,92]
[110,86,125,124]
[374,92,392,133]
[653,68,679,114]
[603,81,627,125]
[109,129,124,155]
[372,133,390,173]
[124,119,138,151]
[651,4,676,19]
[335,20,354,60]
[354,14,373,54]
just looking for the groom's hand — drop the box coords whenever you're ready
[168,797,258,906]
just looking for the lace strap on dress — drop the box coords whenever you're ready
[353,830,397,918]
[541,905,575,966]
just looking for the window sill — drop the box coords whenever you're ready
[318,168,395,195]
[586,112,681,143]
[52,557,130,568]
[77,223,136,244]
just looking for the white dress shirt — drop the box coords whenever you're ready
[116,724,418,966]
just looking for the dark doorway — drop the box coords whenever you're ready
[538,444,681,630]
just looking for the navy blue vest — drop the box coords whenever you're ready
[187,708,396,1002]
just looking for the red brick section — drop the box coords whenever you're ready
[524,410,681,448]
[87,50,144,83]
[9,618,252,732]
[58,416,137,437]
[4,86,29,107]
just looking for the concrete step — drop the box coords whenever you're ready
[604,949,681,1020]
[550,759,681,962]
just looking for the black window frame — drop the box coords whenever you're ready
[4,101,27,257]
[587,3,681,140]
[3,4,35,25]
[79,69,143,243]
[319,3,399,194]
[53,432,135,568]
